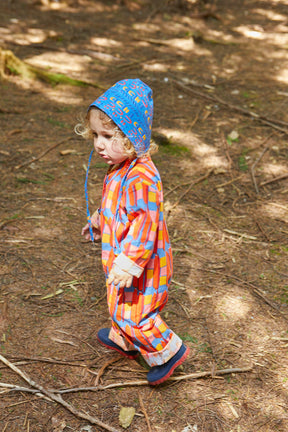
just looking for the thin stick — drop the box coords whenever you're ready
[139,393,152,432]
[6,398,42,409]
[222,229,257,240]
[217,175,243,188]
[95,356,122,386]
[2,423,8,432]
[15,136,74,170]
[4,355,88,368]
[165,170,212,200]
[254,219,271,242]
[172,79,288,135]
[251,145,270,194]
[260,172,288,187]
[0,354,120,432]
[198,267,284,315]
[171,170,213,209]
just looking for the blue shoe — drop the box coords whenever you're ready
[97,328,139,359]
[147,343,190,385]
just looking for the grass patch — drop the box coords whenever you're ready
[47,117,69,128]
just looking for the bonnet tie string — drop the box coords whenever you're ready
[84,149,94,242]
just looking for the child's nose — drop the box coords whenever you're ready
[94,137,105,150]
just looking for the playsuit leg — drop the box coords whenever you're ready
[106,280,182,367]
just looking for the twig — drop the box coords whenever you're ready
[15,136,74,170]
[254,219,271,242]
[95,356,122,386]
[0,354,120,432]
[134,37,172,46]
[5,355,88,368]
[171,170,213,209]
[171,79,288,135]
[251,145,270,194]
[5,398,41,408]
[139,393,152,432]
[260,173,288,187]
[217,175,243,188]
[198,267,286,316]
[164,170,207,197]
[0,382,51,400]
[222,229,258,240]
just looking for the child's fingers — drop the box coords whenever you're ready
[81,224,89,236]
[124,275,133,288]
[107,273,115,285]
[107,267,133,288]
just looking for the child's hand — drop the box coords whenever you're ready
[107,264,133,288]
[81,223,101,241]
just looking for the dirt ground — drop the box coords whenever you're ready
[1,0,288,431]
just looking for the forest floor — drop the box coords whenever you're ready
[1,0,288,431]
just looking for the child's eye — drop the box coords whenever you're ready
[104,134,113,140]
[92,132,98,138]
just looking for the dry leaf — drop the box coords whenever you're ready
[119,406,136,429]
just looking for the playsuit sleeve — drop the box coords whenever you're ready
[113,179,160,278]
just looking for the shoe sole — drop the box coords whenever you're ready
[97,336,139,359]
[148,346,190,385]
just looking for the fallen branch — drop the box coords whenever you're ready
[15,136,74,170]
[0,365,252,395]
[171,78,288,135]
[0,48,103,89]
[0,354,120,432]
[56,367,254,391]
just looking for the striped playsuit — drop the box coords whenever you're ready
[96,156,182,367]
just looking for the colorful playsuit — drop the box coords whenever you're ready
[94,156,183,367]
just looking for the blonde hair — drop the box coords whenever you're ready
[75,107,158,159]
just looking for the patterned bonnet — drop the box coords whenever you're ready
[89,78,153,156]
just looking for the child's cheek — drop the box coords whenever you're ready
[111,141,126,156]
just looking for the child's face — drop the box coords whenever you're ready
[89,109,128,165]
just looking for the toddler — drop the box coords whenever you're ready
[77,78,189,385]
